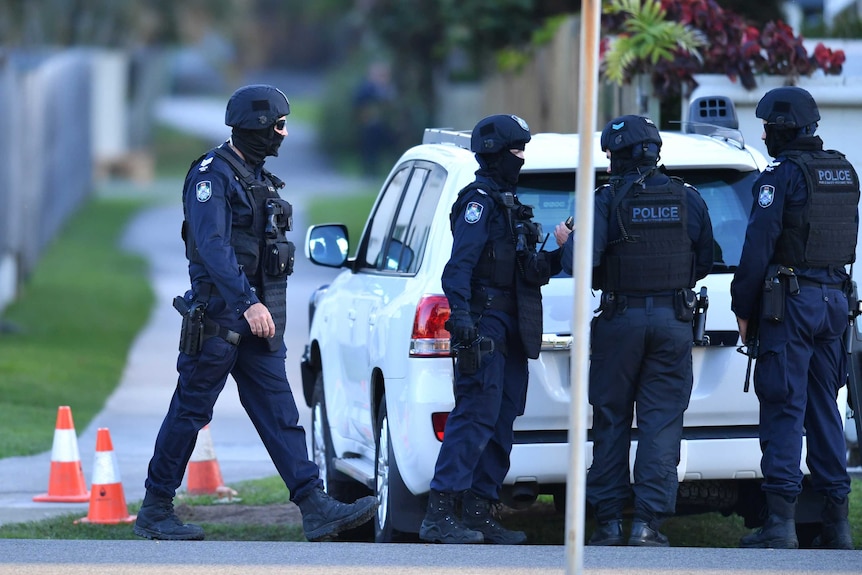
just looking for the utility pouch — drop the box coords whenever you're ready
[174,297,206,355]
[264,240,295,277]
[761,275,786,323]
[455,337,495,375]
[674,288,697,322]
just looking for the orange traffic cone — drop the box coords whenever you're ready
[33,406,90,503]
[186,425,237,499]
[76,428,135,524]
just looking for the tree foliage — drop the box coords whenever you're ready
[602,0,702,85]
[602,0,847,102]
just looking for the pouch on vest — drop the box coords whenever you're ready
[264,240,295,277]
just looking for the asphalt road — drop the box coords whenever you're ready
[1,539,860,575]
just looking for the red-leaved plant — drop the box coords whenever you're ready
[601,0,846,101]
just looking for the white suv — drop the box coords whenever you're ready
[300,97,856,543]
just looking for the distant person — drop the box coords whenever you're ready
[420,114,561,544]
[554,114,713,547]
[133,84,377,542]
[731,86,859,550]
[353,62,396,176]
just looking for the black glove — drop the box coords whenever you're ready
[445,309,477,346]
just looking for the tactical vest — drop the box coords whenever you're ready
[448,182,546,358]
[182,147,294,350]
[600,177,695,292]
[449,183,519,288]
[773,149,859,268]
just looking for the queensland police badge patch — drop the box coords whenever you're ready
[196,181,212,202]
[757,184,775,208]
[465,201,483,224]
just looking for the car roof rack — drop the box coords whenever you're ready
[423,128,472,150]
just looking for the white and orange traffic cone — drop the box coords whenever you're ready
[186,425,237,500]
[33,406,89,503]
[76,428,135,524]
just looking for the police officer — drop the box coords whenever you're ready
[419,114,560,544]
[731,86,858,550]
[554,115,713,547]
[133,84,377,542]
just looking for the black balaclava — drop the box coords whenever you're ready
[763,125,798,158]
[231,125,284,166]
[476,149,525,188]
[609,142,660,177]
[764,123,822,157]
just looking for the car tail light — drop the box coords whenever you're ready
[431,412,449,441]
[409,294,451,357]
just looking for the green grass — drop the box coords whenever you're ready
[0,197,154,458]
[305,187,379,247]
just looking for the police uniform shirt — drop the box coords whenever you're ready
[730,154,850,322]
[441,178,510,312]
[183,143,260,318]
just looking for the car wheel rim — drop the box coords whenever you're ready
[312,401,328,491]
[376,414,390,530]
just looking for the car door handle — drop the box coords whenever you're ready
[348,309,356,321]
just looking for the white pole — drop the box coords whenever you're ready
[565,1,601,574]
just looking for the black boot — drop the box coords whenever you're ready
[588,519,625,546]
[628,519,669,547]
[740,492,798,549]
[133,491,205,540]
[461,491,526,545]
[295,487,378,542]
[813,496,853,550]
[419,490,484,544]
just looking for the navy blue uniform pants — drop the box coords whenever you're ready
[430,309,528,501]
[144,294,321,501]
[587,298,693,526]
[754,283,851,500]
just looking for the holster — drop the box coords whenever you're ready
[173,295,241,355]
[455,337,495,375]
[673,288,696,322]
[597,291,618,319]
[761,265,797,323]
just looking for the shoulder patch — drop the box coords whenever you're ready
[198,156,214,173]
[757,184,775,208]
[464,201,484,224]
[196,181,213,203]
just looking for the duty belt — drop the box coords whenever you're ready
[471,292,516,315]
[617,293,675,308]
[796,278,846,291]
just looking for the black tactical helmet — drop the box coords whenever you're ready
[470,114,531,154]
[600,115,662,153]
[755,86,820,129]
[225,84,290,129]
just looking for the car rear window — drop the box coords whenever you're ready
[517,169,757,274]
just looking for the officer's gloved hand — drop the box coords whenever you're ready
[445,309,477,347]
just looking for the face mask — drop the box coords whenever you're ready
[232,127,284,165]
[497,151,525,186]
[763,125,796,158]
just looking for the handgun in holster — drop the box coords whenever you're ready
[454,337,495,375]
[692,286,709,346]
[174,296,206,355]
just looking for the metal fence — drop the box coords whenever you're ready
[0,49,93,313]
